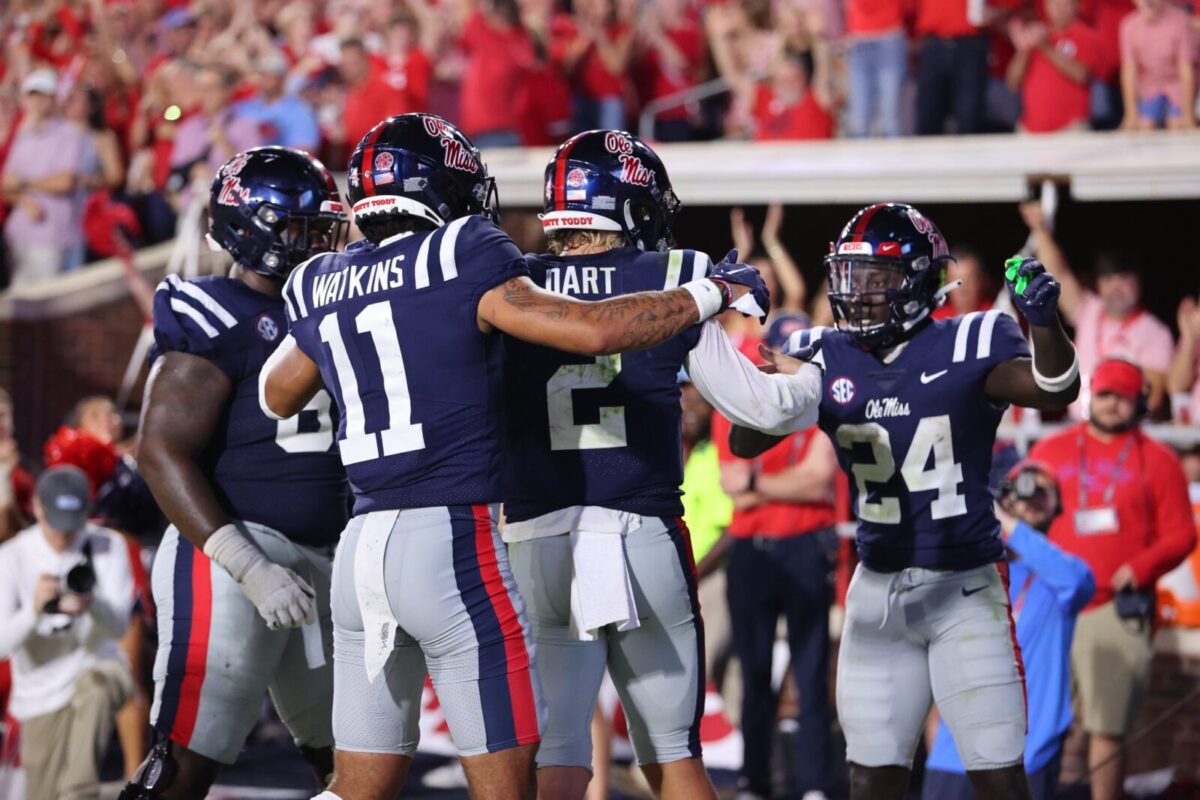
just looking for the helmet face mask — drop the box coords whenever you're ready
[209,146,347,280]
[826,203,951,350]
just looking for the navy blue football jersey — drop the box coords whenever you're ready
[502,246,710,522]
[283,215,527,513]
[796,309,1030,571]
[149,274,349,547]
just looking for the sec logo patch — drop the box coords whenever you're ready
[829,376,856,405]
[257,315,280,342]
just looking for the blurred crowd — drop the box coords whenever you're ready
[1,0,1198,287]
[2,197,1200,798]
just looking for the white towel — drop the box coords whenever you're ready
[569,529,640,641]
[354,509,401,682]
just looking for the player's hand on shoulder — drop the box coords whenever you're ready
[708,249,770,322]
[239,560,317,629]
[757,337,823,376]
[1004,256,1061,327]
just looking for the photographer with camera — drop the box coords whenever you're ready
[0,465,135,799]
[923,460,1095,800]
[1029,357,1196,800]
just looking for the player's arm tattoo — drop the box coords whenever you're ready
[485,276,702,355]
[985,317,1080,409]
[136,352,235,550]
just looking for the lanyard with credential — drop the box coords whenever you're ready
[1076,431,1134,508]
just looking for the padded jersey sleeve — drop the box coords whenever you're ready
[977,309,1031,368]
[450,214,530,322]
[149,275,245,381]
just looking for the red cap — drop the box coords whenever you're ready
[1091,358,1144,400]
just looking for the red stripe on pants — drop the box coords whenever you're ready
[472,505,540,744]
[996,560,1028,730]
[174,550,213,745]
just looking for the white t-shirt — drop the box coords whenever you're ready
[0,523,134,720]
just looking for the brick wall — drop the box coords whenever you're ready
[1127,644,1200,781]
[1,293,148,463]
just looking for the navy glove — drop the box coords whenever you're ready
[1004,256,1061,327]
[708,249,770,323]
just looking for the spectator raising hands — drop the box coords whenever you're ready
[1019,199,1176,416]
[1007,0,1103,133]
[1169,296,1200,423]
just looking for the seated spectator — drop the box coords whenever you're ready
[845,0,908,138]
[0,389,33,544]
[1031,358,1195,800]
[1119,0,1197,130]
[236,53,321,152]
[1169,294,1200,423]
[1020,200,1175,416]
[931,245,997,319]
[748,48,835,141]
[635,0,707,142]
[1007,0,1104,133]
[0,467,135,800]
[924,460,1095,800]
[168,64,262,199]
[457,0,535,148]
[915,0,990,134]
[553,0,635,132]
[1,69,90,286]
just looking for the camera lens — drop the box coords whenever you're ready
[65,562,96,595]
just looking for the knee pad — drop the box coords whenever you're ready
[118,739,177,799]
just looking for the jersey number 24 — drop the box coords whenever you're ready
[835,415,967,524]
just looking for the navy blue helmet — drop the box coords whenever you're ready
[541,130,680,252]
[825,202,953,350]
[347,113,497,228]
[208,146,346,280]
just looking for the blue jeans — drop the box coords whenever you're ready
[846,33,908,138]
[916,34,990,135]
[472,129,523,149]
[572,96,625,134]
[726,530,837,796]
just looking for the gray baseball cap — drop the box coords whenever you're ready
[36,466,92,534]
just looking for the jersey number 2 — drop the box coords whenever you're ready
[547,355,627,451]
[835,415,966,524]
[319,301,425,465]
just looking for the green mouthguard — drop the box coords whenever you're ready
[1005,256,1029,296]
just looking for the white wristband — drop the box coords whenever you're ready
[682,279,726,322]
[202,523,267,582]
[1032,346,1079,393]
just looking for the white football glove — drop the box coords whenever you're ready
[203,524,315,629]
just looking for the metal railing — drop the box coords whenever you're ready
[637,77,733,141]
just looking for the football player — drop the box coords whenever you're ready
[258,114,770,800]
[502,130,827,800]
[121,148,351,799]
[732,203,1080,800]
